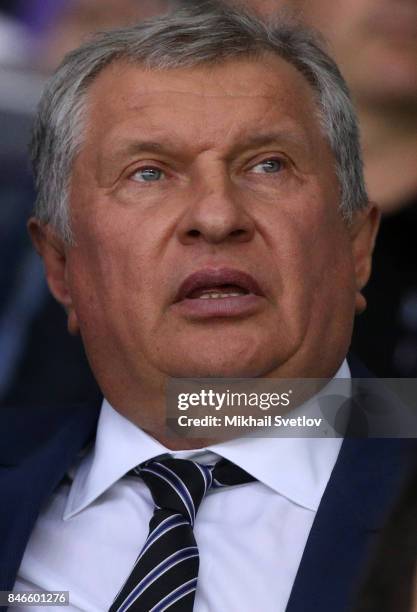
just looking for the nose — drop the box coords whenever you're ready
[177,173,255,246]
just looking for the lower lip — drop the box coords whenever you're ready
[171,294,264,319]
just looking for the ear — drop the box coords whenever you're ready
[28,217,80,335]
[349,204,380,314]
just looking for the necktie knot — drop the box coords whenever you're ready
[134,456,254,526]
[135,458,213,526]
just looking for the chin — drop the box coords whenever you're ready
[186,364,260,378]
[161,349,283,379]
[155,328,297,379]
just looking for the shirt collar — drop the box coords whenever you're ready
[64,360,350,519]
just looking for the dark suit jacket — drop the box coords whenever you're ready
[0,366,415,612]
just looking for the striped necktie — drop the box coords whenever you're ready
[109,457,254,612]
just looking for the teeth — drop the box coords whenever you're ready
[199,292,243,299]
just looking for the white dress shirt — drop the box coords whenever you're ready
[15,361,350,612]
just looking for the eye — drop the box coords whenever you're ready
[131,166,165,182]
[251,158,284,174]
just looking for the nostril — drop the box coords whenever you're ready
[188,229,200,238]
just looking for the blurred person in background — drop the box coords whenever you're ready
[301,0,417,378]
[0,0,176,407]
[223,0,417,377]
[25,0,175,72]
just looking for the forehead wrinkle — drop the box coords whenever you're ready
[230,128,310,151]
[93,94,288,158]
[88,53,319,121]
[122,90,281,105]
[87,70,321,169]
[106,139,186,163]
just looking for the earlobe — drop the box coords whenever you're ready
[355,292,367,314]
[350,204,380,314]
[67,309,80,335]
[27,217,80,335]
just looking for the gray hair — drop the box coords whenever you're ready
[31,1,368,242]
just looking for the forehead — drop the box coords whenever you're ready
[83,53,324,155]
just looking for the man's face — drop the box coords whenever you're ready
[301,0,417,105]
[36,55,376,406]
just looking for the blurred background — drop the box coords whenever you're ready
[0,0,416,407]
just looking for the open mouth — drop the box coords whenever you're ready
[175,268,263,303]
[172,267,264,318]
[187,284,250,299]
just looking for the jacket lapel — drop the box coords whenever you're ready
[286,437,416,612]
[0,403,100,591]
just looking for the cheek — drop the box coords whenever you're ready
[66,218,160,338]
[68,185,185,350]
[306,224,357,332]
[269,205,356,325]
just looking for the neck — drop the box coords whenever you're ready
[357,100,417,213]
[106,388,224,451]
[144,430,219,451]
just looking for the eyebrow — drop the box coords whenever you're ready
[105,128,309,166]
[224,129,310,161]
[102,139,184,167]
[235,130,307,150]
[124,141,174,155]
